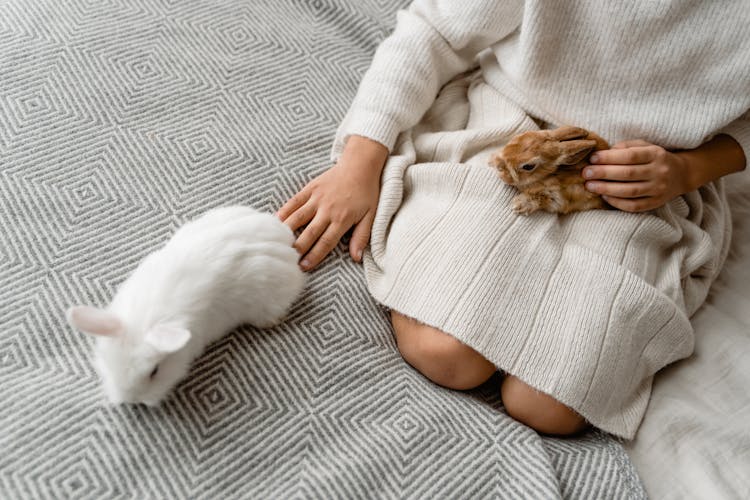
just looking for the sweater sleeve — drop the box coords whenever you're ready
[720,109,750,183]
[331,0,524,161]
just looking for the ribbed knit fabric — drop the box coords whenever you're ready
[330,1,747,438]
[333,0,750,175]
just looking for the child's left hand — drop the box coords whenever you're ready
[582,140,690,212]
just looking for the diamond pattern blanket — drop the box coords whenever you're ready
[0,1,645,497]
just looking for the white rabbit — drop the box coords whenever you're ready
[66,206,305,406]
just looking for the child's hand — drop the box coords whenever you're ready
[277,135,388,271]
[582,140,690,212]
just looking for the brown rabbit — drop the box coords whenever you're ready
[490,126,610,215]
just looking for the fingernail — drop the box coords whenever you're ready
[357,249,363,261]
[300,259,310,269]
[586,182,598,192]
[589,154,599,163]
[583,168,593,179]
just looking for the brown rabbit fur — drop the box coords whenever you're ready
[490,126,610,215]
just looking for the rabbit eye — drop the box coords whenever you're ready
[150,365,159,379]
[521,163,535,171]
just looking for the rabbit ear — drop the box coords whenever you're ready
[66,306,122,337]
[489,152,507,170]
[557,139,598,165]
[144,324,191,353]
[546,126,589,142]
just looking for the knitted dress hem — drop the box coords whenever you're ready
[351,74,731,439]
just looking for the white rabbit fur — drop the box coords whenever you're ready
[66,206,305,406]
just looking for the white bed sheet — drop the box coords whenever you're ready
[624,173,750,500]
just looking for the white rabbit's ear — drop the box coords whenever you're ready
[144,325,191,353]
[66,306,123,336]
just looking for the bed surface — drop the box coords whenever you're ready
[1,0,746,498]
[0,1,644,498]
[624,178,750,499]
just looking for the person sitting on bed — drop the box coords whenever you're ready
[277,0,749,438]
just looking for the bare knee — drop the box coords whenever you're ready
[391,311,495,390]
[501,375,589,436]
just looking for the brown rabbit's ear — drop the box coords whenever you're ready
[556,139,598,165]
[546,126,589,142]
[489,153,506,170]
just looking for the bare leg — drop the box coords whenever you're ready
[391,311,589,436]
[501,375,589,436]
[390,311,496,390]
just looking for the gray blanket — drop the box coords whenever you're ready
[0,0,646,497]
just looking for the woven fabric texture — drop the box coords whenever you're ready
[0,1,645,498]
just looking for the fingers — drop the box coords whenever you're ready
[282,200,317,232]
[601,195,660,213]
[585,181,655,198]
[277,188,311,222]
[300,224,348,271]
[582,164,651,181]
[609,140,652,149]
[590,146,656,165]
[349,211,375,262]
[583,139,672,213]
[294,214,328,257]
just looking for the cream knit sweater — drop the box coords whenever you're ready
[337,0,750,168]
[331,0,748,438]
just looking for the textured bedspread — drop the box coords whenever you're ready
[0,1,645,498]
[624,180,750,499]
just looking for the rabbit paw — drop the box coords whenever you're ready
[512,195,541,215]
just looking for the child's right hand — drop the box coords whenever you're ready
[277,135,389,271]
